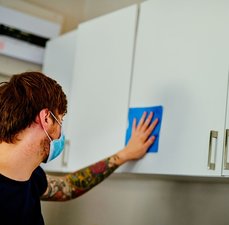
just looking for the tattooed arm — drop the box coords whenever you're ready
[41,111,158,201]
[41,154,121,201]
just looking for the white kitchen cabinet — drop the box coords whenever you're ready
[42,5,138,172]
[66,5,138,172]
[222,85,229,176]
[42,0,229,177]
[119,0,229,176]
[41,30,78,172]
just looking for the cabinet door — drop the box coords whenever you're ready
[66,5,138,171]
[41,31,78,172]
[223,86,229,176]
[119,0,229,176]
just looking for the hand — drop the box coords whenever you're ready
[117,111,158,165]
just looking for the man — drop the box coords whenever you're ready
[0,71,158,225]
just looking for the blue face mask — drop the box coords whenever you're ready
[43,111,65,163]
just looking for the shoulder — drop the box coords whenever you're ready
[31,166,48,196]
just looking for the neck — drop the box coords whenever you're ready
[0,130,45,181]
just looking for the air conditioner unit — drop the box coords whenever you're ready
[0,6,61,64]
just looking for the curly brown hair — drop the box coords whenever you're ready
[0,71,67,143]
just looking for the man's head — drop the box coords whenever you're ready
[0,72,67,144]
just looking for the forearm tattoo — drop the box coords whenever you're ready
[41,154,120,201]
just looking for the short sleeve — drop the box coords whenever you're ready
[31,166,48,196]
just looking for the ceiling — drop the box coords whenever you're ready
[23,0,144,33]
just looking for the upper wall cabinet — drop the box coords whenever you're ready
[43,0,229,177]
[119,0,229,176]
[42,30,78,171]
[42,5,138,172]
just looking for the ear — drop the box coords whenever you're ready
[35,108,50,130]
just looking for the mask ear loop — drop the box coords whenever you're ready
[50,111,62,127]
[43,128,52,141]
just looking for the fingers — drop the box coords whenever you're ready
[141,111,154,131]
[135,111,158,142]
[132,118,137,132]
[126,111,159,161]
[144,135,156,149]
[145,118,158,137]
[137,111,147,129]
[136,111,155,131]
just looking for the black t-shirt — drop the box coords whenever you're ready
[0,166,48,225]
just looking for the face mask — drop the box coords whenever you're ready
[43,111,65,163]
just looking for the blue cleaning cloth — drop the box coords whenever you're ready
[125,105,163,153]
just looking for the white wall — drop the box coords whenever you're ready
[0,73,10,82]
[41,173,229,225]
[0,55,41,76]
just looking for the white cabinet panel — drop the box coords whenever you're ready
[42,5,138,172]
[222,83,229,176]
[66,5,137,171]
[41,30,78,172]
[119,0,229,176]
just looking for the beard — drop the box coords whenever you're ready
[40,137,50,163]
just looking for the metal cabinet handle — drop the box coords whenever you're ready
[208,130,218,170]
[224,129,229,170]
[62,139,70,167]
